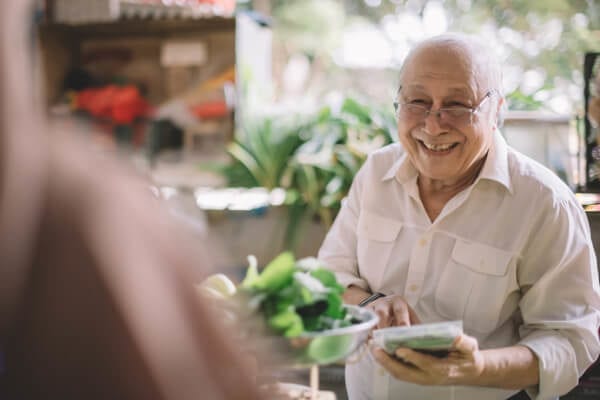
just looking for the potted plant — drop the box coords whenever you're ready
[205,96,396,255]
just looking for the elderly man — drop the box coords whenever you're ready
[319,33,600,400]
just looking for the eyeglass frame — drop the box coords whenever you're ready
[393,88,498,126]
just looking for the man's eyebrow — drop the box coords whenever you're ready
[399,84,425,91]
[446,88,475,97]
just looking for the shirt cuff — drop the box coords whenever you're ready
[519,330,580,399]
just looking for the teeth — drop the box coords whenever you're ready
[422,142,455,151]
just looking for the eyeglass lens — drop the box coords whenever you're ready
[399,104,474,125]
[394,91,493,126]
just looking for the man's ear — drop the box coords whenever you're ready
[496,96,504,113]
[494,96,505,129]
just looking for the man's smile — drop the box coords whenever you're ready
[417,139,460,154]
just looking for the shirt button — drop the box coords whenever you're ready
[409,284,419,292]
[378,367,386,376]
[419,238,427,247]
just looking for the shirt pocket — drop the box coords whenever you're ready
[356,210,402,289]
[434,239,517,334]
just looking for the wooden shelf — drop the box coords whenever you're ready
[39,17,235,39]
[37,16,237,156]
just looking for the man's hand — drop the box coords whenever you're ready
[368,294,421,328]
[371,334,484,386]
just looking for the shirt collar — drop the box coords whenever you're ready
[477,130,513,194]
[381,152,416,184]
[380,130,513,194]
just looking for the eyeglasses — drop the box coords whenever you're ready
[393,90,496,126]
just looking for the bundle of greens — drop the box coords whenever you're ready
[238,252,354,337]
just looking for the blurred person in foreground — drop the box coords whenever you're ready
[319,33,600,400]
[0,2,261,399]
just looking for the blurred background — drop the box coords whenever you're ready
[35,0,600,270]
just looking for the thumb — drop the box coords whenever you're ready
[453,334,478,354]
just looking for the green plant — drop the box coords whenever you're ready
[218,117,307,189]
[208,96,396,250]
[288,98,395,227]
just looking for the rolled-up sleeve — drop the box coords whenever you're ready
[518,197,600,399]
[318,167,370,291]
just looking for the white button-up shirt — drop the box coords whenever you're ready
[318,132,600,400]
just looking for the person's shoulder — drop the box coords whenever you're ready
[507,147,576,206]
[365,143,403,168]
[355,143,404,180]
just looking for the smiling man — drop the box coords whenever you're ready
[318,34,600,399]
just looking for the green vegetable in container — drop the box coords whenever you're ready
[238,252,353,337]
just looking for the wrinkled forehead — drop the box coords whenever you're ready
[399,36,501,97]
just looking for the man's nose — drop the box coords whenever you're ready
[423,110,447,135]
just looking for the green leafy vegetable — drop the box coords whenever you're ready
[268,308,304,337]
[238,252,353,337]
[242,252,295,293]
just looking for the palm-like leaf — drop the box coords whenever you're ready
[211,96,397,250]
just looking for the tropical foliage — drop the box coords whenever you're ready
[212,97,396,249]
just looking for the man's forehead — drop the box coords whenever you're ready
[408,36,481,65]
[401,84,473,96]
[399,34,500,96]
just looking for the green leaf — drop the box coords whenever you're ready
[298,164,321,210]
[241,263,260,288]
[325,291,345,318]
[268,308,303,335]
[284,317,305,337]
[309,268,338,290]
[227,141,265,184]
[316,105,332,123]
[341,98,372,125]
[252,252,296,293]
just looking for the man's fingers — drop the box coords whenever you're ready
[371,347,420,380]
[374,307,393,328]
[408,305,421,324]
[452,334,478,354]
[368,296,420,328]
[394,348,434,370]
[391,303,411,326]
